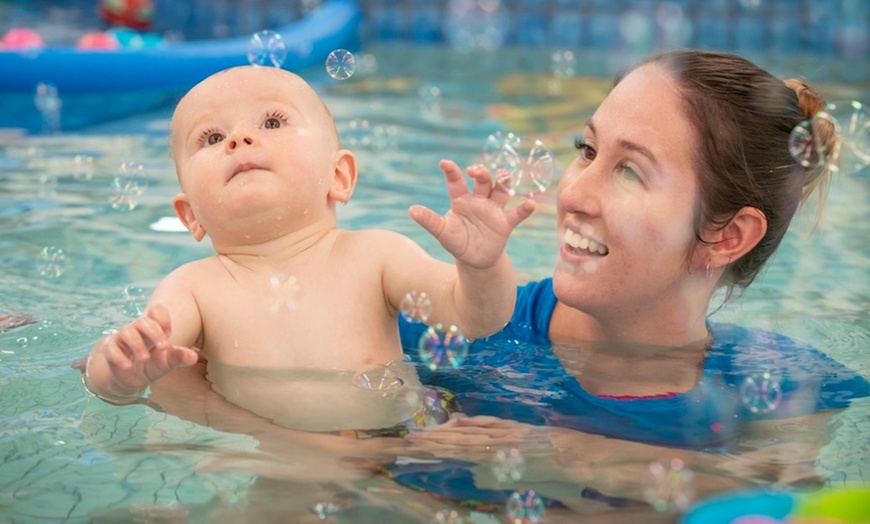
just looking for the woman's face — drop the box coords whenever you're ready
[553,63,706,317]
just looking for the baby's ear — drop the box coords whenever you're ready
[327,149,358,205]
[172,193,207,241]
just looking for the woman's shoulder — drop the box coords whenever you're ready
[707,322,870,412]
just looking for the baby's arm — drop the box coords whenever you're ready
[83,270,202,404]
[398,159,535,338]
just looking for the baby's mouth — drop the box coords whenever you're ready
[563,228,609,256]
[231,162,262,179]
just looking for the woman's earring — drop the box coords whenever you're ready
[706,260,714,279]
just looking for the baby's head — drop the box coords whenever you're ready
[168,66,356,246]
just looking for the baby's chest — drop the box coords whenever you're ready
[195,281,397,367]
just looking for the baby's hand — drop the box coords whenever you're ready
[409,159,536,269]
[85,305,199,403]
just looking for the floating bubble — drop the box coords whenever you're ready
[121,286,148,318]
[417,324,469,371]
[34,82,62,134]
[247,30,287,68]
[446,0,508,53]
[37,246,67,279]
[267,273,300,313]
[405,387,453,429]
[400,291,432,323]
[431,509,466,523]
[825,100,870,172]
[789,121,814,168]
[418,85,443,118]
[739,371,782,414]
[352,365,405,392]
[484,132,555,198]
[492,447,526,483]
[643,458,696,511]
[505,489,545,524]
[342,119,373,149]
[353,52,378,77]
[550,50,575,78]
[109,161,147,211]
[739,0,761,8]
[325,49,355,80]
[311,501,340,519]
[72,154,95,180]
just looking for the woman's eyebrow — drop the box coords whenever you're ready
[587,118,661,169]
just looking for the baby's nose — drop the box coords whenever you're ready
[227,135,254,150]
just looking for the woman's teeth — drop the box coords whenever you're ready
[563,229,609,255]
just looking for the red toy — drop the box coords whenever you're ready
[98,0,155,31]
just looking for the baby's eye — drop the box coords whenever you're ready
[262,111,288,130]
[574,137,596,161]
[199,130,224,146]
[263,117,282,130]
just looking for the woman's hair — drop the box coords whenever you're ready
[620,50,838,294]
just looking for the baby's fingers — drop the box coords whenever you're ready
[505,199,537,230]
[438,159,470,201]
[408,204,445,240]
[467,163,495,198]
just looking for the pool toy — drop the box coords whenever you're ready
[0,0,361,133]
[681,487,870,524]
[76,31,119,50]
[1,27,45,49]
[98,0,154,30]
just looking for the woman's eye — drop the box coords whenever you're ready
[263,117,282,130]
[574,137,596,161]
[617,164,642,182]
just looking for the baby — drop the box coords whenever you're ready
[82,65,534,429]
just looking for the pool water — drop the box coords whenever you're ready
[1,44,869,522]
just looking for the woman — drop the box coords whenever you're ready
[395,50,869,512]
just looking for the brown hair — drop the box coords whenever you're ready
[620,50,837,293]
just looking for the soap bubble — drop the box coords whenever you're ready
[550,50,575,78]
[37,246,67,279]
[431,509,466,523]
[352,365,404,392]
[417,324,469,371]
[492,447,526,483]
[826,100,870,172]
[789,121,814,167]
[267,273,300,313]
[418,85,443,119]
[325,49,355,80]
[484,132,555,197]
[72,154,95,180]
[505,490,545,524]
[247,30,287,68]
[121,286,148,317]
[109,161,147,211]
[643,458,695,511]
[34,82,62,134]
[400,291,432,323]
[739,371,782,414]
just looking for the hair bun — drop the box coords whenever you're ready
[783,78,837,212]
[784,78,826,120]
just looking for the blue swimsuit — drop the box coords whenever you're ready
[390,279,869,508]
[399,278,870,449]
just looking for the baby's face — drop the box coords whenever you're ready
[169,66,340,241]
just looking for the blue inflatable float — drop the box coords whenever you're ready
[0,0,361,133]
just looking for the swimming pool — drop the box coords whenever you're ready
[1,41,869,522]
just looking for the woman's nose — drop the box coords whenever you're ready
[558,163,603,215]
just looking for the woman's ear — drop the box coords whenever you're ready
[707,206,767,269]
[327,149,358,205]
[172,193,207,242]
